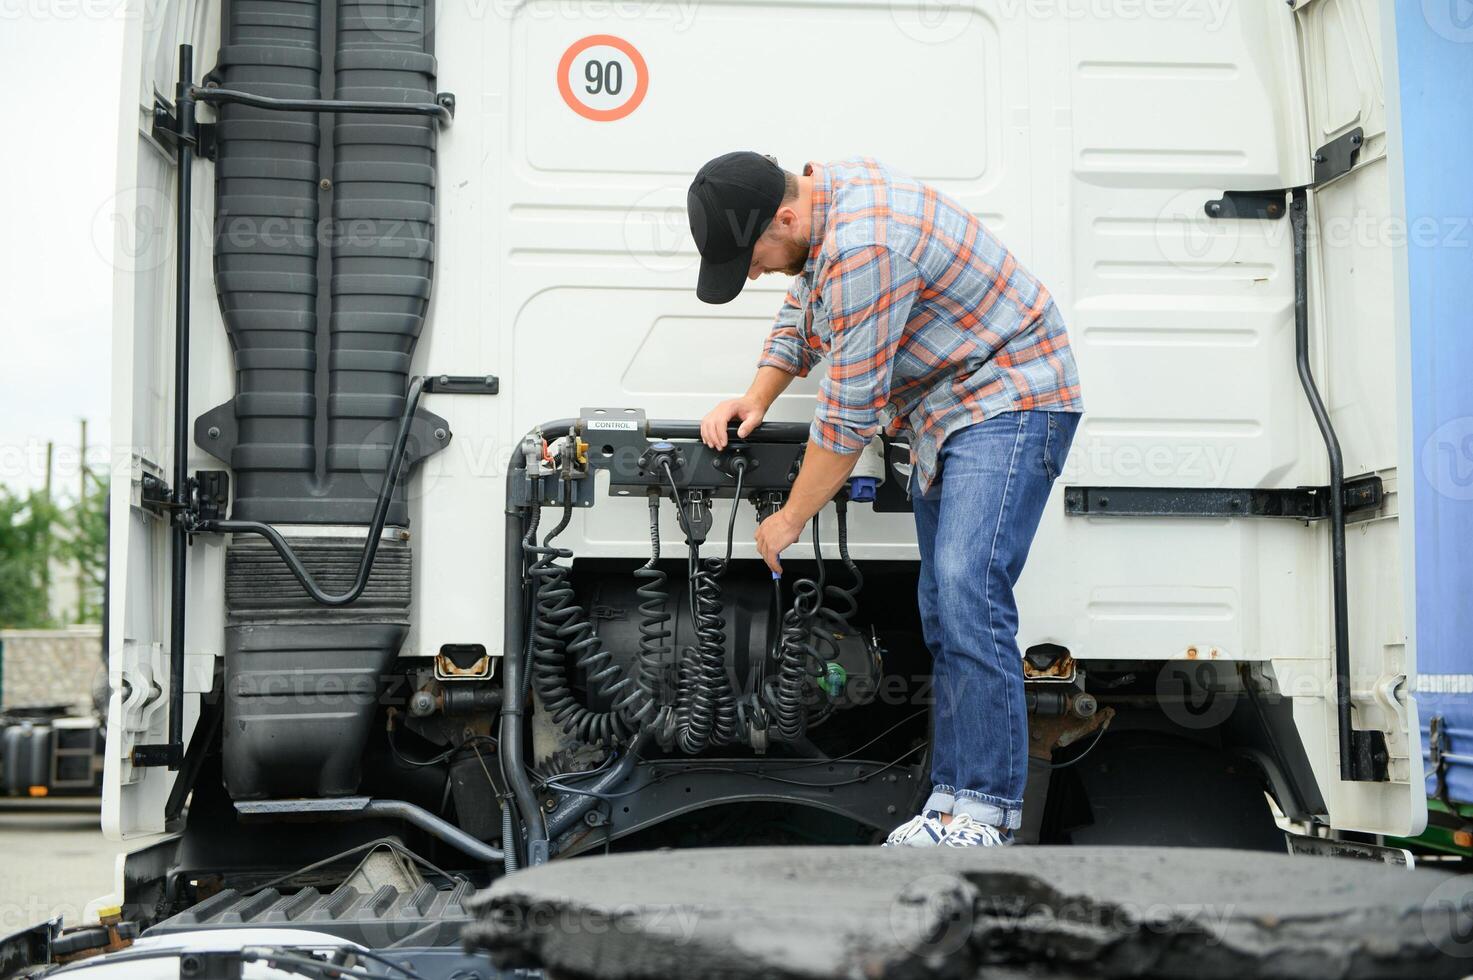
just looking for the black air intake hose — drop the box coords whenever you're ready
[207,0,442,799]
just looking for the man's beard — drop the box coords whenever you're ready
[776,236,807,276]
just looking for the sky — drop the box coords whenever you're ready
[0,7,126,499]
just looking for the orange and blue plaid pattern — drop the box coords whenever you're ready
[759,158,1083,494]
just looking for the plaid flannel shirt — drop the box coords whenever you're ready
[759,158,1083,495]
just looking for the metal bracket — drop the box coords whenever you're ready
[1348,727,1389,782]
[0,918,62,979]
[141,469,231,526]
[1202,125,1363,221]
[1429,714,1449,803]
[194,401,236,465]
[195,122,217,161]
[149,98,178,147]
[404,407,453,468]
[1204,190,1287,220]
[1313,127,1365,186]
[130,743,182,768]
[192,470,230,523]
[1284,832,1411,866]
[151,98,216,160]
[872,437,914,513]
[1063,474,1383,520]
[423,373,498,395]
[139,472,175,517]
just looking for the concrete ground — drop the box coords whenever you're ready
[0,799,132,935]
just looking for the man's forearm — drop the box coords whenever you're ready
[746,365,797,409]
[783,439,862,525]
[748,368,859,523]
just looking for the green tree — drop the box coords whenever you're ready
[0,486,60,629]
[60,475,108,624]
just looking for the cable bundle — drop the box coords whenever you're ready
[768,520,826,743]
[768,500,867,743]
[525,482,633,745]
[630,496,672,730]
[662,460,745,754]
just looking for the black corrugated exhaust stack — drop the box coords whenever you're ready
[199,0,441,799]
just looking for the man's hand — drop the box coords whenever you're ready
[755,507,804,576]
[700,396,767,450]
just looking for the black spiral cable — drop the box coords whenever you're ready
[662,460,744,753]
[680,552,729,752]
[630,495,671,731]
[768,517,827,743]
[525,479,631,745]
[819,499,862,632]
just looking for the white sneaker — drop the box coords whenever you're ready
[882,810,948,847]
[940,813,1011,847]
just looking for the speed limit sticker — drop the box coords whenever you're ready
[557,34,649,122]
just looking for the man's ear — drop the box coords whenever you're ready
[773,204,798,233]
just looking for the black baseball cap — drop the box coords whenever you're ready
[688,151,786,304]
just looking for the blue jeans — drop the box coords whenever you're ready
[912,411,1079,830]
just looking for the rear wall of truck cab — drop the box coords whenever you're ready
[107,0,1424,837]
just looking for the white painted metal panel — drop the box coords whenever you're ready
[109,0,1420,836]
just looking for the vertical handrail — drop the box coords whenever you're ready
[1291,187,1355,781]
[164,44,197,769]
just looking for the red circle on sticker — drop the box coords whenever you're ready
[557,34,649,122]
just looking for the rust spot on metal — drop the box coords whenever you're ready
[1186,646,1198,659]
[1022,645,1076,682]
[1028,706,1114,762]
[436,649,492,680]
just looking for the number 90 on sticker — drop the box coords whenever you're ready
[557,34,649,122]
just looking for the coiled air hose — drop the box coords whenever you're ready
[630,495,671,731]
[525,480,634,745]
[769,516,826,742]
[806,498,868,728]
[819,499,863,634]
[663,459,745,753]
[765,495,869,742]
